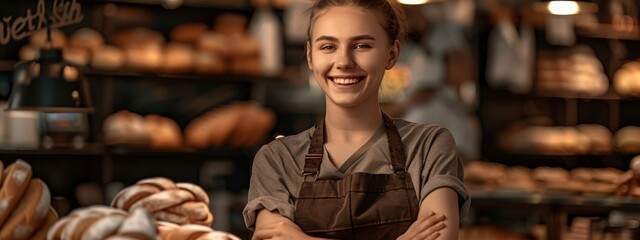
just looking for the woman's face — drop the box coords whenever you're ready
[307,6,399,108]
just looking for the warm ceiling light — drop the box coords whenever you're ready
[547,1,580,15]
[398,0,429,5]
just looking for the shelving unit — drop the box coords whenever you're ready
[474,1,640,239]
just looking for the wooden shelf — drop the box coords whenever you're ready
[577,24,640,41]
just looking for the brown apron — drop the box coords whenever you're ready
[294,114,420,240]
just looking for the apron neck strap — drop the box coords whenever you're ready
[303,112,406,178]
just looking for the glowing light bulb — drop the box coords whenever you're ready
[397,0,429,5]
[547,1,580,15]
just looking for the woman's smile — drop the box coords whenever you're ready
[329,76,366,86]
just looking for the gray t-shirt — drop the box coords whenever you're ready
[243,119,470,229]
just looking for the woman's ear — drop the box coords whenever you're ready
[386,40,400,70]
[306,41,313,70]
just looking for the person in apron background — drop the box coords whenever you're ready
[243,0,470,239]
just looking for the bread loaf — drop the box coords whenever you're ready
[615,126,640,153]
[0,160,33,227]
[0,179,51,240]
[144,115,183,149]
[70,28,105,55]
[30,207,58,240]
[91,46,125,71]
[30,29,67,49]
[185,102,277,148]
[156,222,240,240]
[170,23,209,44]
[103,111,150,145]
[162,43,195,74]
[111,177,213,226]
[46,206,156,240]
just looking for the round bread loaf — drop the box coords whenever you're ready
[197,32,231,59]
[70,28,105,55]
[103,111,150,145]
[144,115,183,149]
[112,28,165,49]
[63,47,91,65]
[111,177,213,226]
[91,46,125,71]
[162,43,195,74]
[30,29,67,49]
[156,222,240,240]
[615,126,640,153]
[212,14,247,37]
[170,23,209,44]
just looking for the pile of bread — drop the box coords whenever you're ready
[613,60,640,97]
[104,101,276,149]
[20,13,261,76]
[0,159,58,240]
[49,177,240,240]
[536,45,608,97]
[465,161,626,195]
[499,119,640,155]
[498,123,614,155]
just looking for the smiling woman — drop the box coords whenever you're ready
[243,1,469,240]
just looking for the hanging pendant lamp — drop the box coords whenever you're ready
[6,14,93,113]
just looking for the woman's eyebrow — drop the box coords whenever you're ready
[315,35,337,42]
[314,35,377,42]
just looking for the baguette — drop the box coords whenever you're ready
[0,160,33,227]
[0,179,50,240]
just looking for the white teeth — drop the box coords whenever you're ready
[332,78,361,85]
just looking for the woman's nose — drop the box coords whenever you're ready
[335,49,355,69]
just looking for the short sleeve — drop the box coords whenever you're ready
[243,144,297,230]
[420,128,470,218]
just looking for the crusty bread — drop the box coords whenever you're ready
[0,160,33,227]
[30,207,58,240]
[47,206,155,240]
[0,179,50,240]
[130,189,195,213]
[112,178,213,226]
[156,222,240,240]
[170,23,209,44]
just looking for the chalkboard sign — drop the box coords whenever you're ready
[0,0,84,60]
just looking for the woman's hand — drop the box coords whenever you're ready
[253,220,328,240]
[396,211,447,240]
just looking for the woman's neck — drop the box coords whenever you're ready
[324,97,383,143]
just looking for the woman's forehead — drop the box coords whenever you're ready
[310,6,388,41]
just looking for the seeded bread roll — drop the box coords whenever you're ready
[0,160,33,227]
[111,177,213,226]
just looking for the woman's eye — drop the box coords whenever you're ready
[354,44,370,49]
[320,45,335,50]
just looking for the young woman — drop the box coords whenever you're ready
[243,0,469,239]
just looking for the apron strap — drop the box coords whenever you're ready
[303,119,325,180]
[382,113,407,174]
[303,112,407,181]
